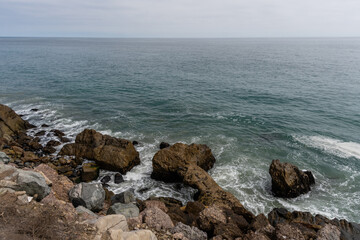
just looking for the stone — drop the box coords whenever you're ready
[46,140,61,147]
[35,130,46,136]
[151,143,215,182]
[243,231,271,240]
[269,159,315,198]
[21,151,39,162]
[119,229,157,240]
[43,146,56,154]
[107,203,139,219]
[317,224,341,240]
[142,200,168,213]
[81,162,100,182]
[0,104,34,140]
[69,182,105,212]
[95,214,129,235]
[41,124,49,127]
[34,164,74,202]
[76,205,99,218]
[132,140,139,145]
[139,207,174,231]
[101,175,111,184]
[0,152,10,164]
[114,173,124,183]
[171,222,207,240]
[275,223,305,240]
[51,129,65,138]
[59,129,140,174]
[111,190,135,205]
[159,142,170,149]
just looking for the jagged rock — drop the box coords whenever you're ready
[317,224,341,240]
[0,152,10,163]
[81,162,99,182]
[114,173,124,183]
[139,207,174,231]
[34,164,74,202]
[159,142,170,149]
[250,214,275,238]
[151,143,215,182]
[95,214,129,236]
[107,203,139,219]
[101,175,111,184]
[142,200,168,213]
[275,223,306,240]
[117,229,157,240]
[171,222,207,240]
[59,129,140,174]
[111,190,135,205]
[0,104,34,140]
[269,159,315,198]
[69,182,105,212]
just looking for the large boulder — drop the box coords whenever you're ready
[0,162,50,201]
[269,159,315,198]
[0,104,34,140]
[139,207,174,231]
[171,222,207,240]
[69,182,105,212]
[59,129,140,174]
[151,143,215,182]
[151,143,255,226]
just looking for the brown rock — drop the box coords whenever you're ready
[11,146,24,157]
[142,200,169,213]
[34,163,74,202]
[275,223,306,240]
[21,151,39,162]
[43,146,56,154]
[51,129,65,138]
[151,143,215,182]
[81,162,100,182]
[0,104,34,140]
[59,129,140,174]
[269,159,315,198]
[35,130,46,136]
[46,140,61,147]
[139,207,175,231]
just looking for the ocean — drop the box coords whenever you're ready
[1,37,359,222]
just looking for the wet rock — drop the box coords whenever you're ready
[151,143,216,182]
[69,182,105,212]
[35,130,46,136]
[101,175,111,184]
[51,129,65,138]
[159,142,170,149]
[41,124,49,128]
[111,190,135,205]
[46,140,61,147]
[43,146,56,154]
[81,162,100,182]
[171,222,207,240]
[132,140,139,145]
[60,137,71,143]
[107,203,139,219]
[30,108,39,112]
[114,173,124,183]
[269,159,315,198]
[0,104,35,140]
[59,129,140,174]
[139,207,174,231]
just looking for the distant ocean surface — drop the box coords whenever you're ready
[1,38,360,222]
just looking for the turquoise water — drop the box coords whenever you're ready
[1,38,360,222]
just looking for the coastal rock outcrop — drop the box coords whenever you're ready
[59,129,140,174]
[269,159,315,198]
[0,104,35,140]
[151,143,255,238]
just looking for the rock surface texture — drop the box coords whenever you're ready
[59,129,140,174]
[68,182,105,212]
[269,159,315,198]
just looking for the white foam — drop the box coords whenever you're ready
[295,135,360,160]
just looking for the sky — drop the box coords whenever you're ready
[1,0,360,38]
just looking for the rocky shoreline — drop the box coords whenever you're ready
[1,103,359,240]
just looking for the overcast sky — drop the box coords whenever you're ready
[1,0,360,37]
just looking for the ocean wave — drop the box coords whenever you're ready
[294,135,360,160]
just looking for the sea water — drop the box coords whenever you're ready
[1,37,359,222]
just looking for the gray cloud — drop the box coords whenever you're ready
[0,0,359,37]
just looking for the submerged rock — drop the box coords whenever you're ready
[69,182,105,212]
[59,129,140,174]
[114,173,124,184]
[269,159,315,198]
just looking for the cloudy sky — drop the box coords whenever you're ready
[1,0,359,37]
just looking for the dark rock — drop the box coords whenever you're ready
[35,130,46,136]
[59,129,140,174]
[41,124,49,128]
[46,140,61,147]
[132,140,138,145]
[269,159,315,198]
[51,129,65,138]
[101,175,111,184]
[30,108,39,112]
[60,137,70,143]
[110,190,135,205]
[81,162,100,182]
[114,173,124,183]
[159,142,170,149]
[68,182,105,212]
[43,146,56,154]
